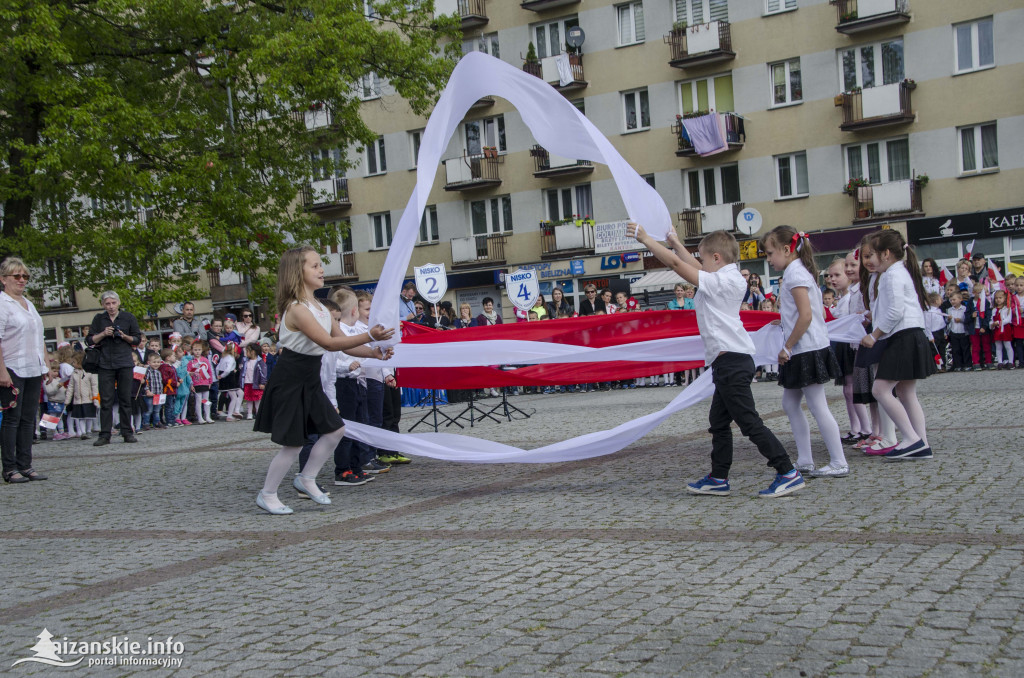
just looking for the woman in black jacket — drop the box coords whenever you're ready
[85,290,143,445]
[545,286,572,318]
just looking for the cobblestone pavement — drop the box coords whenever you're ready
[2,371,1023,677]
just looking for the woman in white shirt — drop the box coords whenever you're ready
[859,230,935,461]
[0,258,49,483]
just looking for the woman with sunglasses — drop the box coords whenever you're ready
[235,309,261,347]
[0,258,49,483]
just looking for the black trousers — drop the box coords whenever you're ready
[98,366,134,439]
[0,370,42,474]
[333,378,370,475]
[382,383,402,434]
[708,352,792,479]
[949,333,971,370]
[932,330,948,369]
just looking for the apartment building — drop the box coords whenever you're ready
[37,0,1024,342]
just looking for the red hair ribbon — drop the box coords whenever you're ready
[854,248,859,260]
[790,231,808,252]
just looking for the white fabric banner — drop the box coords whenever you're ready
[368,52,671,344]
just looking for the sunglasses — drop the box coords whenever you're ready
[242,314,252,318]
[5,273,30,281]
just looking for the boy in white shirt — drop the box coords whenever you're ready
[627,223,803,498]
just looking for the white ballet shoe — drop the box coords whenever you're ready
[293,474,331,505]
[256,491,293,515]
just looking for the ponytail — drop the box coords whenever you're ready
[857,238,872,311]
[762,225,818,279]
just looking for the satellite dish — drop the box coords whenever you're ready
[736,207,763,236]
[566,26,585,49]
[173,302,185,315]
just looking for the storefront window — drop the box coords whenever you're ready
[967,237,1003,260]
[915,241,960,262]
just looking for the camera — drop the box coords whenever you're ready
[111,325,121,334]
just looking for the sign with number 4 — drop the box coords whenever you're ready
[505,268,540,312]
[414,263,448,305]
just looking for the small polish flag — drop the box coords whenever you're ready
[988,262,1005,291]
[153,394,167,405]
[938,264,953,287]
[40,414,61,429]
[964,239,976,260]
[133,367,147,381]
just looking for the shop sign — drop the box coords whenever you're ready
[594,220,642,254]
[907,206,1024,244]
[519,261,580,280]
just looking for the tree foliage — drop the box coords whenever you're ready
[0,0,459,314]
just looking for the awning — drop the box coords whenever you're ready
[630,270,684,293]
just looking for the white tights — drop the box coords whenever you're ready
[225,389,243,417]
[872,379,927,449]
[995,341,1014,364]
[194,395,212,422]
[782,383,847,469]
[260,427,346,509]
[842,376,871,435]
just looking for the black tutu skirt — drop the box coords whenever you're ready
[876,328,937,381]
[778,346,842,390]
[831,342,856,385]
[71,403,96,418]
[253,349,345,446]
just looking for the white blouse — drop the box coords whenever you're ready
[779,260,830,355]
[0,292,48,378]
[874,261,925,338]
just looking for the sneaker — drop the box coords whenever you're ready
[758,471,805,498]
[387,453,412,465]
[334,471,369,486]
[362,459,391,474]
[352,469,375,483]
[686,475,730,496]
[883,440,933,462]
[972,366,982,372]
[863,441,898,456]
[808,462,850,478]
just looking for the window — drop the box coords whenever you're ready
[363,0,377,19]
[839,39,903,91]
[370,212,392,248]
[622,88,650,131]
[359,72,381,100]
[310,148,343,181]
[617,2,646,46]
[683,164,740,207]
[954,18,994,73]
[775,152,808,199]
[545,184,593,222]
[769,58,802,106]
[673,0,728,25]
[958,123,998,174]
[409,130,422,167]
[419,205,439,243]
[845,138,910,184]
[533,15,580,59]
[765,0,796,15]
[470,196,513,235]
[323,220,353,254]
[464,115,506,155]
[464,33,499,58]
[679,73,733,115]
[643,173,656,189]
[365,136,386,175]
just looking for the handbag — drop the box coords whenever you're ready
[83,347,101,374]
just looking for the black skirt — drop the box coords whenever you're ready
[876,328,937,381]
[253,349,344,446]
[778,346,842,390]
[71,403,96,418]
[831,342,856,385]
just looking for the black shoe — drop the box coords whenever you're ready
[334,471,369,486]
[93,437,110,447]
[3,470,30,484]
[123,435,139,443]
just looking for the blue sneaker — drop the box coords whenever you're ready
[882,440,933,462]
[758,471,804,498]
[686,475,730,496]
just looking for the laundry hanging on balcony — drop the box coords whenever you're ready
[681,112,727,156]
[554,53,574,87]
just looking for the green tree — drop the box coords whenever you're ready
[1,0,460,314]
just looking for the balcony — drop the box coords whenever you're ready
[530,146,594,178]
[37,286,77,312]
[521,0,579,11]
[838,81,915,131]
[291,105,336,131]
[434,0,488,29]
[540,221,595,258]
[671,112,745,157]
[665,21,735,69]
[469,96,496,111]
[678,203,745,242]
[522,53,587,94]
[443,153,502,192]
[302,177,350,211]
[833,0,910,35]
[322,250,358,281]
[851,179,923,223]
[451,233,508,266]
[207,269,249,306]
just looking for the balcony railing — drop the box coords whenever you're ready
[434,0,488,28]
[838,81,915,131]
[665,21,735,69]
[540,221,595,257]
[38,286,77,311]
[833,0,910,34]
[672,112,745,157]
[291,105,335,131]
[522,53,586,93]
[851,179,923,222]
[302,177,350,210]
[451,233,508,265]
[678,202,745,241]
[207,269,249,304]
[521,0,579,11]
[323,251,358,280]
[530,146,594,178]
[443,153,502,191]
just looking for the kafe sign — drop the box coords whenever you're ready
[907,206,1024,244]
[505,268,540,312]
[414,263,448,305]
